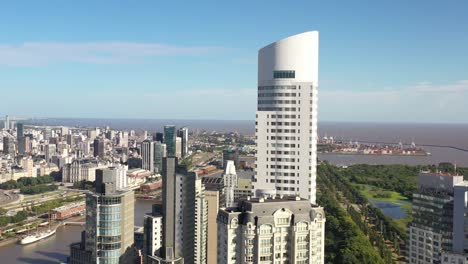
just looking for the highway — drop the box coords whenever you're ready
[0,189,85,212]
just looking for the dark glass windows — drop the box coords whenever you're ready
[273,70,295,79]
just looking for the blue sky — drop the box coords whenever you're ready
[0,0,467,122]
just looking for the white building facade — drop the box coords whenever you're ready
[217,196,325,264]
[253,31,319,203]
[224,160,238,208]
[144,214,163,258]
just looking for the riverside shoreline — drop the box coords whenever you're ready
[0,214,85,248]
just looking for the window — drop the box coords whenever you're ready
[260,225,273,234]
[274,70,295,79]
[277,217,289,225]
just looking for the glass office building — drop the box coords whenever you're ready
[164,125,176,157]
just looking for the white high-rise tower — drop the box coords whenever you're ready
[4,115,9,130]
[223,160,238,208]
[253,31,319,203]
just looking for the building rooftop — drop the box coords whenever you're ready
[51,201,85,212]
[218,195,324,226]
[420,170,464,178]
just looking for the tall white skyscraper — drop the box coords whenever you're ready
[253,31,319,203]
[224,160,238,208]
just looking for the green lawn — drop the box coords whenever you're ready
[353,183,413,233]
[352,183,410,203]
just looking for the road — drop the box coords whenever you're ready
[1,189,85,212]
[0,190,20,206]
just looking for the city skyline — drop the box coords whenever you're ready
[1,1,467,123]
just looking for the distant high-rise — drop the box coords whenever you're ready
[62,160,100,183]
[43,127,52,140]
[93,138,105,158]
[4,115,9,130]
[147,157,184,264]
[61,126,69,136]
[175,137,182,159]
[449,180,468,264]
[253,31,319,203]
[95,165,128,191]
[223,160,238,208]
[142,140,155,172]
[105,130,115,140]
[16,123,24,139]
[146,158,207,264]
[453,182,468,255]
[223,148,239,169]
[164,126,176,157]
[2,136,15,156]
[217,196,325,264]
[201,176,226,208]
[144,206,163,261]
[155,132,164,143]
[177,127,189,158]
[66,134,73,145]
[205,190,219,264]
[18,136,30,155]
[45,144,56,163]
[121,131,129,148]
[154,142,166,173]
[69,168,134,264]
[181,169,207,264]
[87,129,97,141]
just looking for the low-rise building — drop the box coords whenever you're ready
[49,201,86,220]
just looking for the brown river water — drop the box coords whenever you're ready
[0,200,154,264]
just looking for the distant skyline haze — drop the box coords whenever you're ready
[0,0,467,123]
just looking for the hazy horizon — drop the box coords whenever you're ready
[1,1,467,123]
[5,116,467,125]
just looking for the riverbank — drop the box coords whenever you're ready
[0,199,154,264]
[0,214,85,248]
[321,151,430,157]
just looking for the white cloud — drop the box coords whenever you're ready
[320,80,468,122]
[174,88,255,97]
[0,42,225,66]
[231,57,256,65]
[410,80,468,93]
